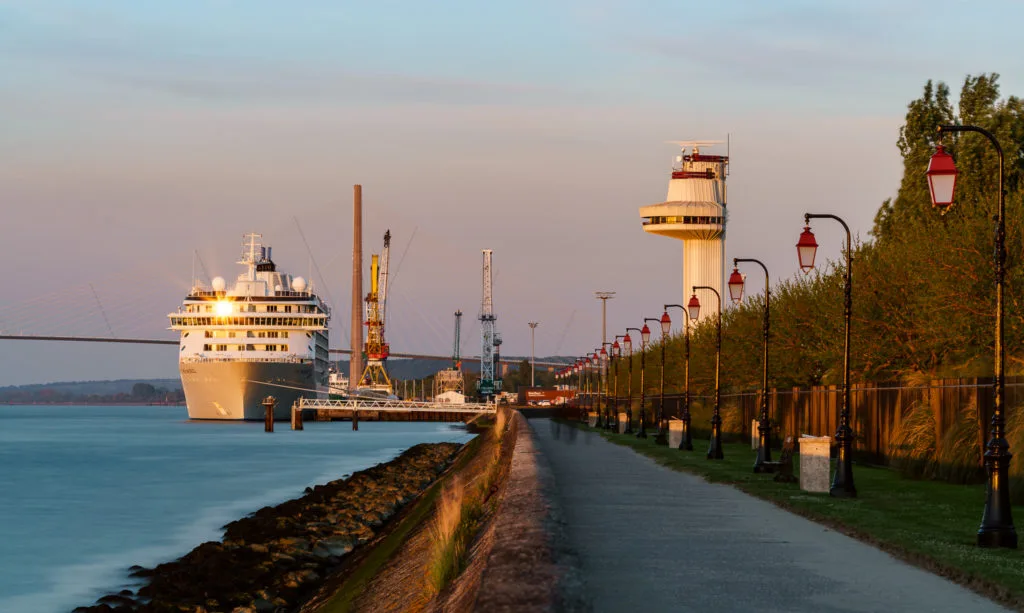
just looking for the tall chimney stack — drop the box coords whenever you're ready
[349,185,364,392]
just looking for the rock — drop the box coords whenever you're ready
[253,598,276,613]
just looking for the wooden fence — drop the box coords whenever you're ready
[581,376,1024,467]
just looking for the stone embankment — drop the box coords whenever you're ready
[72,442,462,613]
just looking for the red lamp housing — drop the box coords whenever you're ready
[623,333,632,354]
[926,144,958,212]
[728,267,745,304]
[687,293,701,321]
[660,311,671,336]
[612,340,620,357]
[796,226,818,273]
[640,323,651,345]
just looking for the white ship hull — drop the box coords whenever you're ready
[180,361,323,420]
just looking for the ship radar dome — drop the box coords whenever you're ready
[274,284,283,292]
[212,276,226,292]
[292,277,307,292]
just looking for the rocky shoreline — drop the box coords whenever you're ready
[73,442,463,613]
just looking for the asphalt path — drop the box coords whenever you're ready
[530,418,1008,613]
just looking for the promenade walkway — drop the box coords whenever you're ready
[530,418,1008,613]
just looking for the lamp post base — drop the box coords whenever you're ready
[707,415,724,460]
[977,447,1018,548]
[752,420,774,473]
[679,415,693,451]
[830,423,856,498]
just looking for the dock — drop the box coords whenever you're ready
[291,397,497,429]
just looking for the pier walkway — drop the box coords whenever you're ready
[529,418,1007,613]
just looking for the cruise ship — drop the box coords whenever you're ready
[168,234,330,420]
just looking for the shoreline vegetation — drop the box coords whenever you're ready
[72,442,463,613]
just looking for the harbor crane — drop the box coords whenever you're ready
[359,230,392,394]
[433,310,465,396]
[478,249,502,400]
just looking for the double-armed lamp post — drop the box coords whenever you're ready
[663,305,693,450]
[797,213,856,498]
[730,258,774,472]
[928,124,1017,548]
[689,286,724,460]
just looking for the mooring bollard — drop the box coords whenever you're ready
[263,396,275,432]
[352,410,359,431]
[291,402,304,431]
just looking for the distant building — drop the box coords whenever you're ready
[435,390,466,404]
[517,387,574,406]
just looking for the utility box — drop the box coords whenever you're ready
[618,412,628,434]
[669,419,684,449]
[799,435,832,493]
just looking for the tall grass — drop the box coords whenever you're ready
[888,399,936,478]
[426,477,466,593]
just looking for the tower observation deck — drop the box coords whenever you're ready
[639,141,729,323]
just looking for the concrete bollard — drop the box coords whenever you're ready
[263,396,275,432]
[798,435,831,493]
[587,412,598,428]
[352,410,359,431]
[617,412,628,434]
[291,403,304,431]
[752,420,758,450]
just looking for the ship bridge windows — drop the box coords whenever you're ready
[170,315,327,328]
[202,343,289,352]
[643,215,723,226]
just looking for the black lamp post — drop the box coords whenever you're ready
[663,305,693,450]
[798,213,856,498]
[929,125,1017,548]
[623,330,636,434]
[590,351,600,426]
[600,343,612,429]
[690,287,724,460]
[732,258,774,473]
[609,337,623,431]
[576,359,585,421]
[628,326,650,438]
[643,317,668,445]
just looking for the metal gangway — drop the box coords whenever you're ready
[291,396,496,430]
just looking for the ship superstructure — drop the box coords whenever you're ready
[168,233,330,419]
[639,141,729,323]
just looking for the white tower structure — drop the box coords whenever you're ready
[478,249,499,400]
[639,141,729,323]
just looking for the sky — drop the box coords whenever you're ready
[3,0,1024,385]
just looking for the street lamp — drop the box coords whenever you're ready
[929,125,1016,548]
[733,258,774,473]
[600,343,611,429]
[628,326,649,438]
[664,305,693,450]
[645,317,668,444]
[798,213,856,498]
[591,351,600,427]
[690,287,724,460]
[528,322,539,387]
[609,337,623,431]
[623,330,635,434]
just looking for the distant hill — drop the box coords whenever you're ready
[0,378,183,396]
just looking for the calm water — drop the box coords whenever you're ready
[0,405,474,612]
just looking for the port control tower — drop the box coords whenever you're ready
[639,141,728,323]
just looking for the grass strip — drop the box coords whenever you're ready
[577,422,1024,610]
[317,435,485,613]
